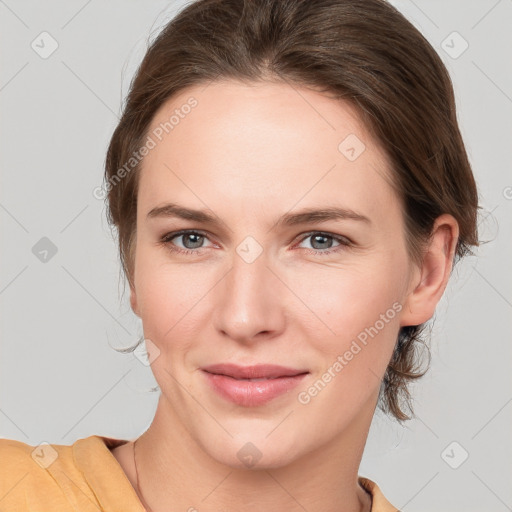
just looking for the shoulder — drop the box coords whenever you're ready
[358,476,401,512]
[0,437,46,483]
[0,436,76,476]
[0,436,102,511]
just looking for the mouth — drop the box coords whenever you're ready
[201,363,309,379]
[201,363,309,407]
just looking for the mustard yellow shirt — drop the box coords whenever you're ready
[0,435,400,511]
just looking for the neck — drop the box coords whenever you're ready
[132,394,375,512]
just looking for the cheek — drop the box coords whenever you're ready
[133,249,234,366]
[133,250,199,341]
[293,268,404,413]
[289,258,406,341]
[288,259,408,403]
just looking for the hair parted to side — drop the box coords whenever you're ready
[103,0,480,423]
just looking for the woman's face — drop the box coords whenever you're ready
[130,80,419,468]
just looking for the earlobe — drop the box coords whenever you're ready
[400,214,459,327]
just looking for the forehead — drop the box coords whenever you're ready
[138,80,398,224]
[147,79,371,151]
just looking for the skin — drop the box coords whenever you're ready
[110,80,459,512]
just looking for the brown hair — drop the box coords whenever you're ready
[103,0,479,423]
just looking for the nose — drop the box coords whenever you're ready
[212,247,287,345]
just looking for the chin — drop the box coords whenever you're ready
[196,428,304,470]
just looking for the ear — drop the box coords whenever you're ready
[400,214,460,327]
[130,283,140,318]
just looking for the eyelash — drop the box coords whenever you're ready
[159,230,352,257]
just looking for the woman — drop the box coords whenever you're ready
[0,0,479,511]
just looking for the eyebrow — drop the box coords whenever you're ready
[146,203,371,228]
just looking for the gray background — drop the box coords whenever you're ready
[1,1,511,510]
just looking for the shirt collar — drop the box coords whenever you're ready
[73,435,145,512]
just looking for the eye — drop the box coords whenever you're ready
[159,230,213,256]
[294,231,352,256]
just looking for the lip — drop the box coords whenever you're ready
[201,363,308,379]
[201,363,309,407]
